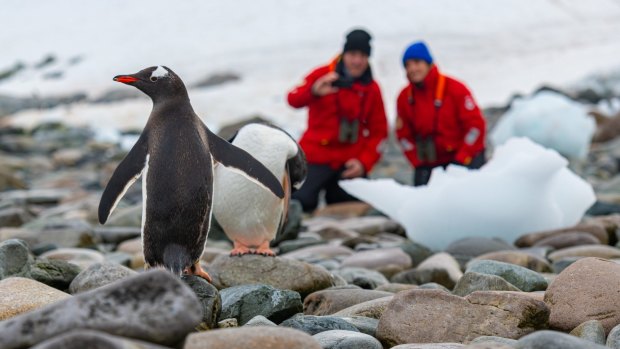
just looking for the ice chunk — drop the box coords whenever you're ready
[491,91,595,159]
[340,138,596,250]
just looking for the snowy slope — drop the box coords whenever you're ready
[1,0,620,136]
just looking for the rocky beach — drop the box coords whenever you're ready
[2,97,620,348]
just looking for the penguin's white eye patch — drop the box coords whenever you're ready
[151,66,169,79]
[150,76,158,82]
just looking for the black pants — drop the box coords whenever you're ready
[292,164,360,213]
[413,150,486,187]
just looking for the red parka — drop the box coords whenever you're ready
[287,59,388,172]
[395,65,486,167]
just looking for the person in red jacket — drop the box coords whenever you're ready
[287,29,388,212]
[395,41,486,186]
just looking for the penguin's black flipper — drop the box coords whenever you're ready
[98,134,149,224]
[205,126,285,199]
[287,145,307,190]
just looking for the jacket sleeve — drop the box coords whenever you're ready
[395,91,422,168]
[453,86,486,165]
[287,68,323,109]
[356,86,388,173]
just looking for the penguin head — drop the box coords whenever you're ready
[113,66,188,102]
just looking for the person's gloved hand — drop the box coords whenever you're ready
[341,159,365,179]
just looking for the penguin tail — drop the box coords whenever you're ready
[162,244,192,276]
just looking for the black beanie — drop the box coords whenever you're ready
[343,29,372,56]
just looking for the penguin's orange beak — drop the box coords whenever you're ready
[113,75,139,84]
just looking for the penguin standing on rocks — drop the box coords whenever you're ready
[213,123,306,256]
[98,66,284,281]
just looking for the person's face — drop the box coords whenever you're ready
[405,59,432,84]
[342,51,369,78]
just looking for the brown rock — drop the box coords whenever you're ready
[547,245,620,262]
[340,247,412,275]
[377,290,549,346]
[472,251,552,273]
[332,296,393,319]
[0,277,71,320]
[533,232,600,249]
[304,289,393,315]
[515,224,608,247]
[183,326,321,349]
[416,253,463,286]
[117,237,142,254]
[206,255,335,297]
[544,257,620,334]
[38,248,104,270]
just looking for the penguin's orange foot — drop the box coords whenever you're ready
[230,240,254,257]
[183,261,212,283]
[254,241,276,257]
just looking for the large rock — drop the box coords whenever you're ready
[340,247,412,276]
[182,275,221,330]
[312,330,382,349]
[0,277,71,320]
[280,313,359,335]
[332,296,393,319]
[472,251,552,273]
[0,238,33,279]
[220,284,301,325]
[544,257,620,334]
[416,252,463,287]
[304,288,393,315]
[0,270,202,348]
[452,272,520,296]
[608,323,620,348]
[30,330,172,349]
[466,260,548,292]
[207,255,335,297]
[514,330,608,349]
[183,326,321,349]
[376,290,549,346]
[68,261,137,293]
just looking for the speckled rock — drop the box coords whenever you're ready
[0,270,202,348]
[416,252,463,287]
[183,326,322,349]
[607,323,620,348]
[30,330,172,349]
[545,257,620,334]
[68,261,136,293]
[332,267,389,289]
[304,288,393,316]
[280,313,359,335]
[244,315,277,327]
[0,277,71,320]
[207,255,335,297]
[377,290,549,346]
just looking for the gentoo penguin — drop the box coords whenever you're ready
[98,66,284,281]
[213,123,306,256]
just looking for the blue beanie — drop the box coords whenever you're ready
[402,41,433,66]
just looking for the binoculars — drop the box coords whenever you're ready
[338,118,360,144]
